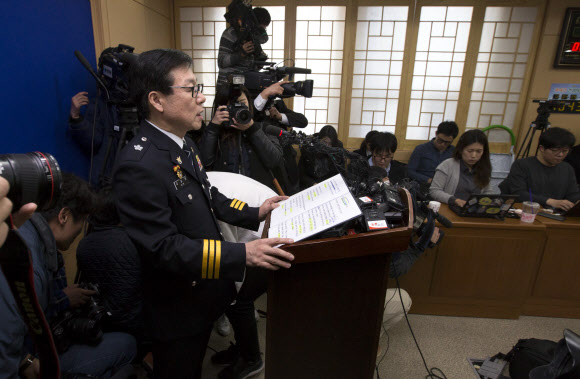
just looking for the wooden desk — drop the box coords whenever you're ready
[523,214,580,318]
[391,204,547,319]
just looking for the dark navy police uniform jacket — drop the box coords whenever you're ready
[113,121,259,341]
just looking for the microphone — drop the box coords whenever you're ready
[74,50,110,100]
[433,211,453,228]
[262,124,289,137]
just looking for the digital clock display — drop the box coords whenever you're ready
[554,8,580,68]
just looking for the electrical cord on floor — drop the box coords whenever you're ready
[375,288,398,377]
[395,277,447,379]
[375,326,390,379]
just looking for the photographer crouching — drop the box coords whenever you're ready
[0,173,136,378]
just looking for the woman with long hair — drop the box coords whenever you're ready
[429,129,493,206]
[199,85,283,191]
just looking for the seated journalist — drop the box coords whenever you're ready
[407,121,459,184]
[430,129,494,207]
[500,127,580,211]
[367,132,407,185]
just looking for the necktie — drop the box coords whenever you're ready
[182,140,195,168]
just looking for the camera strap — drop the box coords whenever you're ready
[0,226,60,378]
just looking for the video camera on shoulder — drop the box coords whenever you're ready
[244,63,314,99]
[225,0,269,60]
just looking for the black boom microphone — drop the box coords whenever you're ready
[74,50,110,100]
[263,124,289,137]
[432,211,452,228]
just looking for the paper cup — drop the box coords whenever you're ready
[428,201,441,213]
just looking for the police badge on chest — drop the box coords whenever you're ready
[173,165,190,190]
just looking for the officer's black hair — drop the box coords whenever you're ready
[538,127,576,149]
[370,132,398,155]
[436,121,459,139]
[40,173,97,223]
[253,7,271,26]
[130,49,193,119]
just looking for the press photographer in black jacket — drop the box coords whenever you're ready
[253,82,309,195]
[200,85,283,192]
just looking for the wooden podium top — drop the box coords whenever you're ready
[268,188,414,264]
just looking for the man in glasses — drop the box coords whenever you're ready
[113,49,294,378]
[500,127,580,211]
[407,121,459,184]
[367,132,407,185]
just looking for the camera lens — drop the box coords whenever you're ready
[0,152,62,211]
[235,108,252,124]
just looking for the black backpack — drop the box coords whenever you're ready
[507,329,580,379]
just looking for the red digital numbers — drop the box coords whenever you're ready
[572,42,580,52]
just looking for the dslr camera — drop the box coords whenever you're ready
[222,75,253,127]
[51,283,111,353]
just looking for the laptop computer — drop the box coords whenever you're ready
[539,200,580,220]
[449,194,518,219]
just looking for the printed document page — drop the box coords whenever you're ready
[268,174,361,241]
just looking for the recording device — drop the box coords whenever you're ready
[75,44,140,188]
[225,0,269,60]
[227,102,252,125]
[244,64,314,99]
[50,283,111,353]
[96,44,138,106]
[517,99,563,159]
[0,152,62,211]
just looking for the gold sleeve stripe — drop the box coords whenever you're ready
[208,240,215,279]
[233,199,242,209]
[202,239,208,279]
[230,199,238,208]
[237,201,246,211]
[214,241,221,279]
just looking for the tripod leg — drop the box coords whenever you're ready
[516,126,533,159]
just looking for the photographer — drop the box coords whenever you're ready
[0,173,136,378]
[217,7,270,87]
[199,85,283,192]
[253,82,308,195]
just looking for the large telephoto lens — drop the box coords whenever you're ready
[0,152,62,211]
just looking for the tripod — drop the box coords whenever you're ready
[98,102,140,188]
[516,100,552,159]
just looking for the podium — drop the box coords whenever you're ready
[265,189,414,379]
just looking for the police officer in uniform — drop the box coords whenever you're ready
[113,49,294,379]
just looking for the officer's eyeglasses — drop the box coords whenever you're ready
[169,83,204,98]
